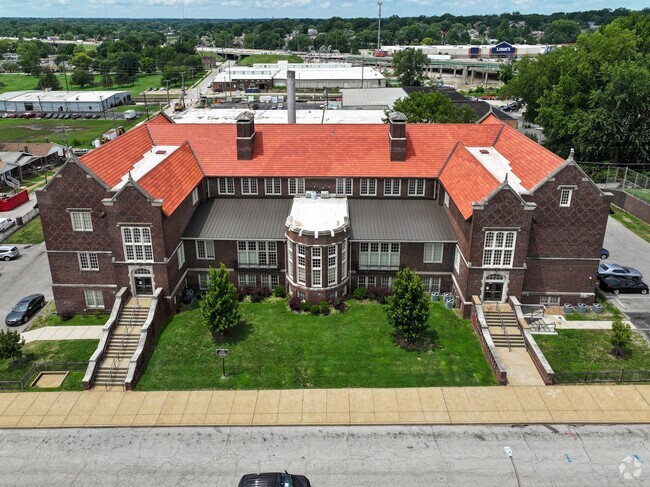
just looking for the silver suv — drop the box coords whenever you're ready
[0,245,20,261]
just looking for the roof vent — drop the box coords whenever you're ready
[155,150,167,155]
[479,149,490,154]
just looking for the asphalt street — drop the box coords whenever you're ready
[0,243,52,333]
[1,424,649,486]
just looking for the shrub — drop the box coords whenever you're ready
[236,287,247,302]
[366,286,393,304]
[319,301,330,315]
[353,287,367,300]
[59,312,73,321]
[250,286,272,303]
[289,295,302,312]
[310,304,322,315]
[300,301,311,312]
[611,318,632,357]
[0,330,25,362]
[333,299,349,313]
[273,286,286,298]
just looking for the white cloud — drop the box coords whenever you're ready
[341,2,353,7]
[254,0,311,8]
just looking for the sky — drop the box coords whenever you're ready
[0,0,646,19]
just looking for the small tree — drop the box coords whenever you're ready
[36,72,61,91]
[0,330,25,363]
[200,264,240,337]
[392,48,429,86]
[71,67,94,88]
[611,318,632,357]
[385,268,430,342]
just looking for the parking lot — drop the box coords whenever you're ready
[0,243,52,333]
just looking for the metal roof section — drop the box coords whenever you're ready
[183,198,293,240]
[466,146,525,193]
[0,90,130,102]
[286,195,349,237]
[111,145,180,191]
[349,199,457,242]
[172,108,386,124]
[341,87,407,109]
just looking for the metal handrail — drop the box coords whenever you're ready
[497,304,512,351]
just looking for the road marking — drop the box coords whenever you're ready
[564,454,573,463]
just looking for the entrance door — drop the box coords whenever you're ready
[483,273,506,301]
[132,268,154,295]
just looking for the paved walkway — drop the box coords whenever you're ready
[498,349,545,386]
[545,316,636,330]
[21,326,103,343]
[1,385,650,428]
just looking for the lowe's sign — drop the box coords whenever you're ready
[491,42,515,56]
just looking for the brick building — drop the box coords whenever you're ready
[37,111,610,317]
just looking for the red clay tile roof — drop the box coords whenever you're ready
[146,113,174,125]
[138,142,204,216]
[479,113,505,125]
[439,144,500,219]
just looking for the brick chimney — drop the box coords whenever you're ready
[236,111,256,160]
[388,111,407,161]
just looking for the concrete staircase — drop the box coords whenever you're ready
[93,298,150,389]
[483,303,526,349]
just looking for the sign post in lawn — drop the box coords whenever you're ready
[216,348,229,379]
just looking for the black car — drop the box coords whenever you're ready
[238,472,311,487]
[599,277,649,295]
[5,294,46,326]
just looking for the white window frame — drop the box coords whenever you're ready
[191,187,199,205]
[84,289,104,309]
[237,241,277,268]
[357,276,376,288]
[359,242,400,270]
[381,276,393,289]
[328,245,337,286]
[264,178,281,195]
[196,240,215,260]
[241,177,258,195]
[539,296,560,306]
[177,243,185,270]
[423,243,444,264]
[360,178,377,196]
[423,276,441,293]
[297,244,306,285]
[311,246,322,287]
[78,252,99,271]
[408,179,425,196]
[261,274,280,288]
[341,241,348,280]
[288,178,305,195]
[560,188,573,207]
[384,178,401,196]
[70,211,93,232]
[482,231,517,268]
[238,274,257,286]
[336,178,353,196]
[287,241,294,281]
[198,273,210,290]
[454,246,460,273]
[444,191,450,208]
[218,178,235,195]
[122,226,153,262]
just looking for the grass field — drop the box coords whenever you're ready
[625,188,650,205]
[238,54,303,66]
[137,300,496,391]
[611,205,650,243]
[28,301,108,330]
[4,216,44,245]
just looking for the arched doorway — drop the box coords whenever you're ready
[131,267,154,295]
[483,273,506,301]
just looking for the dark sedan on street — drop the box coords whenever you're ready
[5,294,46,326]
[599,277,649,295]
[597,263,643,280]
[239,472,311,487]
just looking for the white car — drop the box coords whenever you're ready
[0,218,15,232]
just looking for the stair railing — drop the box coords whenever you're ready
[497,304,512,351]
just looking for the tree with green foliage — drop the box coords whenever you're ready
[392,48,429,86]
[542,19,582,44]
[0,330,25,363]
[611,318,632,357]
[113,51,140,85]
[70,66,94,87]
[71,51,93,70]
[35,71,61,90]
[200,264,240,337]
[390,92,477,123]
[385,268,430,342]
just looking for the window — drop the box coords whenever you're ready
[218,178,234,195]
[360,178,377,196]
[328,245,337,286]
[261,274,280,288]
[560,188,573,207]
[177,243,185,269]
[122,227,153,262]
[198,273,210,290]
[539,296,560,306]
[408,179,425,196]
[482,231,517,268]
[241,178,258,195]
[238,274,257,286]
[287,242,294,281]
[423,276,441,293]
[265,178,281,195]
[341,241,348,280]
[70,211,92,232]
[454,246,460,273]
[311,247,321,287]
[191,187,199,205]
[196,240,215,260]
[357,276,375,288]
[381,276,393,289]
[444,191,450,208]
[297,244,306,285]
[359,242,400,270]
[84,290,104,309]
[423,243,444,263]
[238,241,277,268]
[384,178,401,196]
[336,178,353,196]
[78,252,99,271]
[288,178,305,195]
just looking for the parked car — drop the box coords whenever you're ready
[238,472,311,487]
[601,248,610,259]
[600,276,649,295]
[0,218,16,232]
[5,294,46,326]
[0,245,20,261]
[597,263,643,280]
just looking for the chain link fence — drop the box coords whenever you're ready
[583,164,650,204]
[0,361,87,391]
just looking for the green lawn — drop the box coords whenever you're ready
[137,301,496,391]
[4,216,44,244]
[625,188,650,205]
[611,205,650,243]
[28,301,108,330]
[564,297,622,321]
[0,339,98,391]
[238,54,304,66]
[536,329,650,372]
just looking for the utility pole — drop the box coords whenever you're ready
[164,79,170,106]
[61,63,69,91]
[143,91,150,120]
[377,1,383,50]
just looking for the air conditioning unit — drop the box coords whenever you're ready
[321,191,330,199]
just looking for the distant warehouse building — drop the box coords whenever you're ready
[0,90,131,113]
[212,61,386,92]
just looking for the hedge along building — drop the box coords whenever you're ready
[36,110,611,318]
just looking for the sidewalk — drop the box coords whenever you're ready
[1,385,649,428]
[546,316,636,330]
[21,326,103,343]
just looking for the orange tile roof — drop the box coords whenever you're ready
[146,113,174,125]
[479,113,505,125]
[138,142,204,216]
[439,144,500,220]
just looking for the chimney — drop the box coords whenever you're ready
[236,111,256,160]
[388,111,407,161]
[287,70,296,124]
